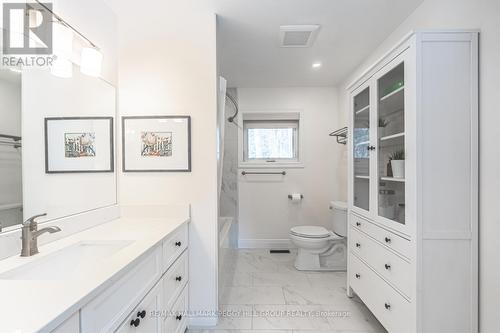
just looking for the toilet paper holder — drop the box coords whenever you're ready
[288,194,304,199]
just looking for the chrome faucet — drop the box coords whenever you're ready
[21,213,61,257]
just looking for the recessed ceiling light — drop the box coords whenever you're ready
[312,62,322,69]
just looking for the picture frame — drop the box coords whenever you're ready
[44,117,114,173]
[122,116,191,172]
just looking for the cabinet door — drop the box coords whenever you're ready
[374,51,409,234]
[351,84,372,214]
[116,283,162,333]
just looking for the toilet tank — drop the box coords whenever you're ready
[330,201,348,237]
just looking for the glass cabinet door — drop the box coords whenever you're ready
[376,61,406,225]
[352,87,371,212]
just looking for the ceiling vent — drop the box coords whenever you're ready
[279,25,320,48]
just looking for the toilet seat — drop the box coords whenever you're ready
[290,226,341,239]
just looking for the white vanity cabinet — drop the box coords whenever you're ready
[73,222,189,333]
[347,31,478,333]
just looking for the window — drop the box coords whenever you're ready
[243,117,299,163]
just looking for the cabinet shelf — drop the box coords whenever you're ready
[380,132,405,141]
[355,140,370,146]
[380,177,405,183]
[380,86,404,101]
[355,175,370,180]
[379,86,405,117]
[355,105,370,114]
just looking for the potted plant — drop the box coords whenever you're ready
[389,150,405,178]
[378,118,389,137]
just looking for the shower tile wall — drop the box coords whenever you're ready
[220,87,239,219]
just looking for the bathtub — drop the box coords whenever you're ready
[219,216,237,249]
[218,216,238,293]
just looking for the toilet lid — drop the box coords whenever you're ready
[290,226,331,238]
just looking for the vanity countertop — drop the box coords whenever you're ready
[0,209,190,333]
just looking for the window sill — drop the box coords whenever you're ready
[238,162,304,169]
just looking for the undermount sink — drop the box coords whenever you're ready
[0,240,133,280]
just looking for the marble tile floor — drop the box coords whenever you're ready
[189,249,386,333]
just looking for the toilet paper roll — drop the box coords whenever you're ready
[290,193,303,202]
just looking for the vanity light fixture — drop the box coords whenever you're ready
[51,21,73,78]
[33,1,101,78]
[52,21,74,61]
[81,47,103,77]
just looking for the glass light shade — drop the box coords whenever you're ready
[80,47,103,77]
[53,22,73,59]
[51,58,72,78]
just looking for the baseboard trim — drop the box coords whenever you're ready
[188,316,218,327]
[238,239,294,249]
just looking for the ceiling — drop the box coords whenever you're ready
[215,0,423,87]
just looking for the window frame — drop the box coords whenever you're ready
[238,112,304,169]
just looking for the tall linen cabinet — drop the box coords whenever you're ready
[346,31,478,333]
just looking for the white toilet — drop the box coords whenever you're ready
[289,201,348,271]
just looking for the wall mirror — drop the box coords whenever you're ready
[0,66,117,233]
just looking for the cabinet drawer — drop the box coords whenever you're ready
[350,213,411,259]
[115,282,161,333]
[350,253,412,333]
[163,286,188,333]
[350,226,412,297]
[163,250,189,310]
[163,223,188,271]
[81,246,162,333]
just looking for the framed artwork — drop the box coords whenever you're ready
[44,117,114,173]
[122,116,191,172]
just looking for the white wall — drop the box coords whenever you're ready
[336,0,500,330]
[237,87,346,248]
[107,0,219,325]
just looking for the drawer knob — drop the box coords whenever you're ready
[384,303,391,310]
[355,243,361,248]
[356,222,361,227]
[137,310,146,319]
[130,318,140,327]
[384,264,391,270]
[355,273,361,279]
[385,237,391,243]
[176,276,182,282]
[175,241,182,247]
[176,315,183,321]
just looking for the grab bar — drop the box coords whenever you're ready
[241,171,286,176]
